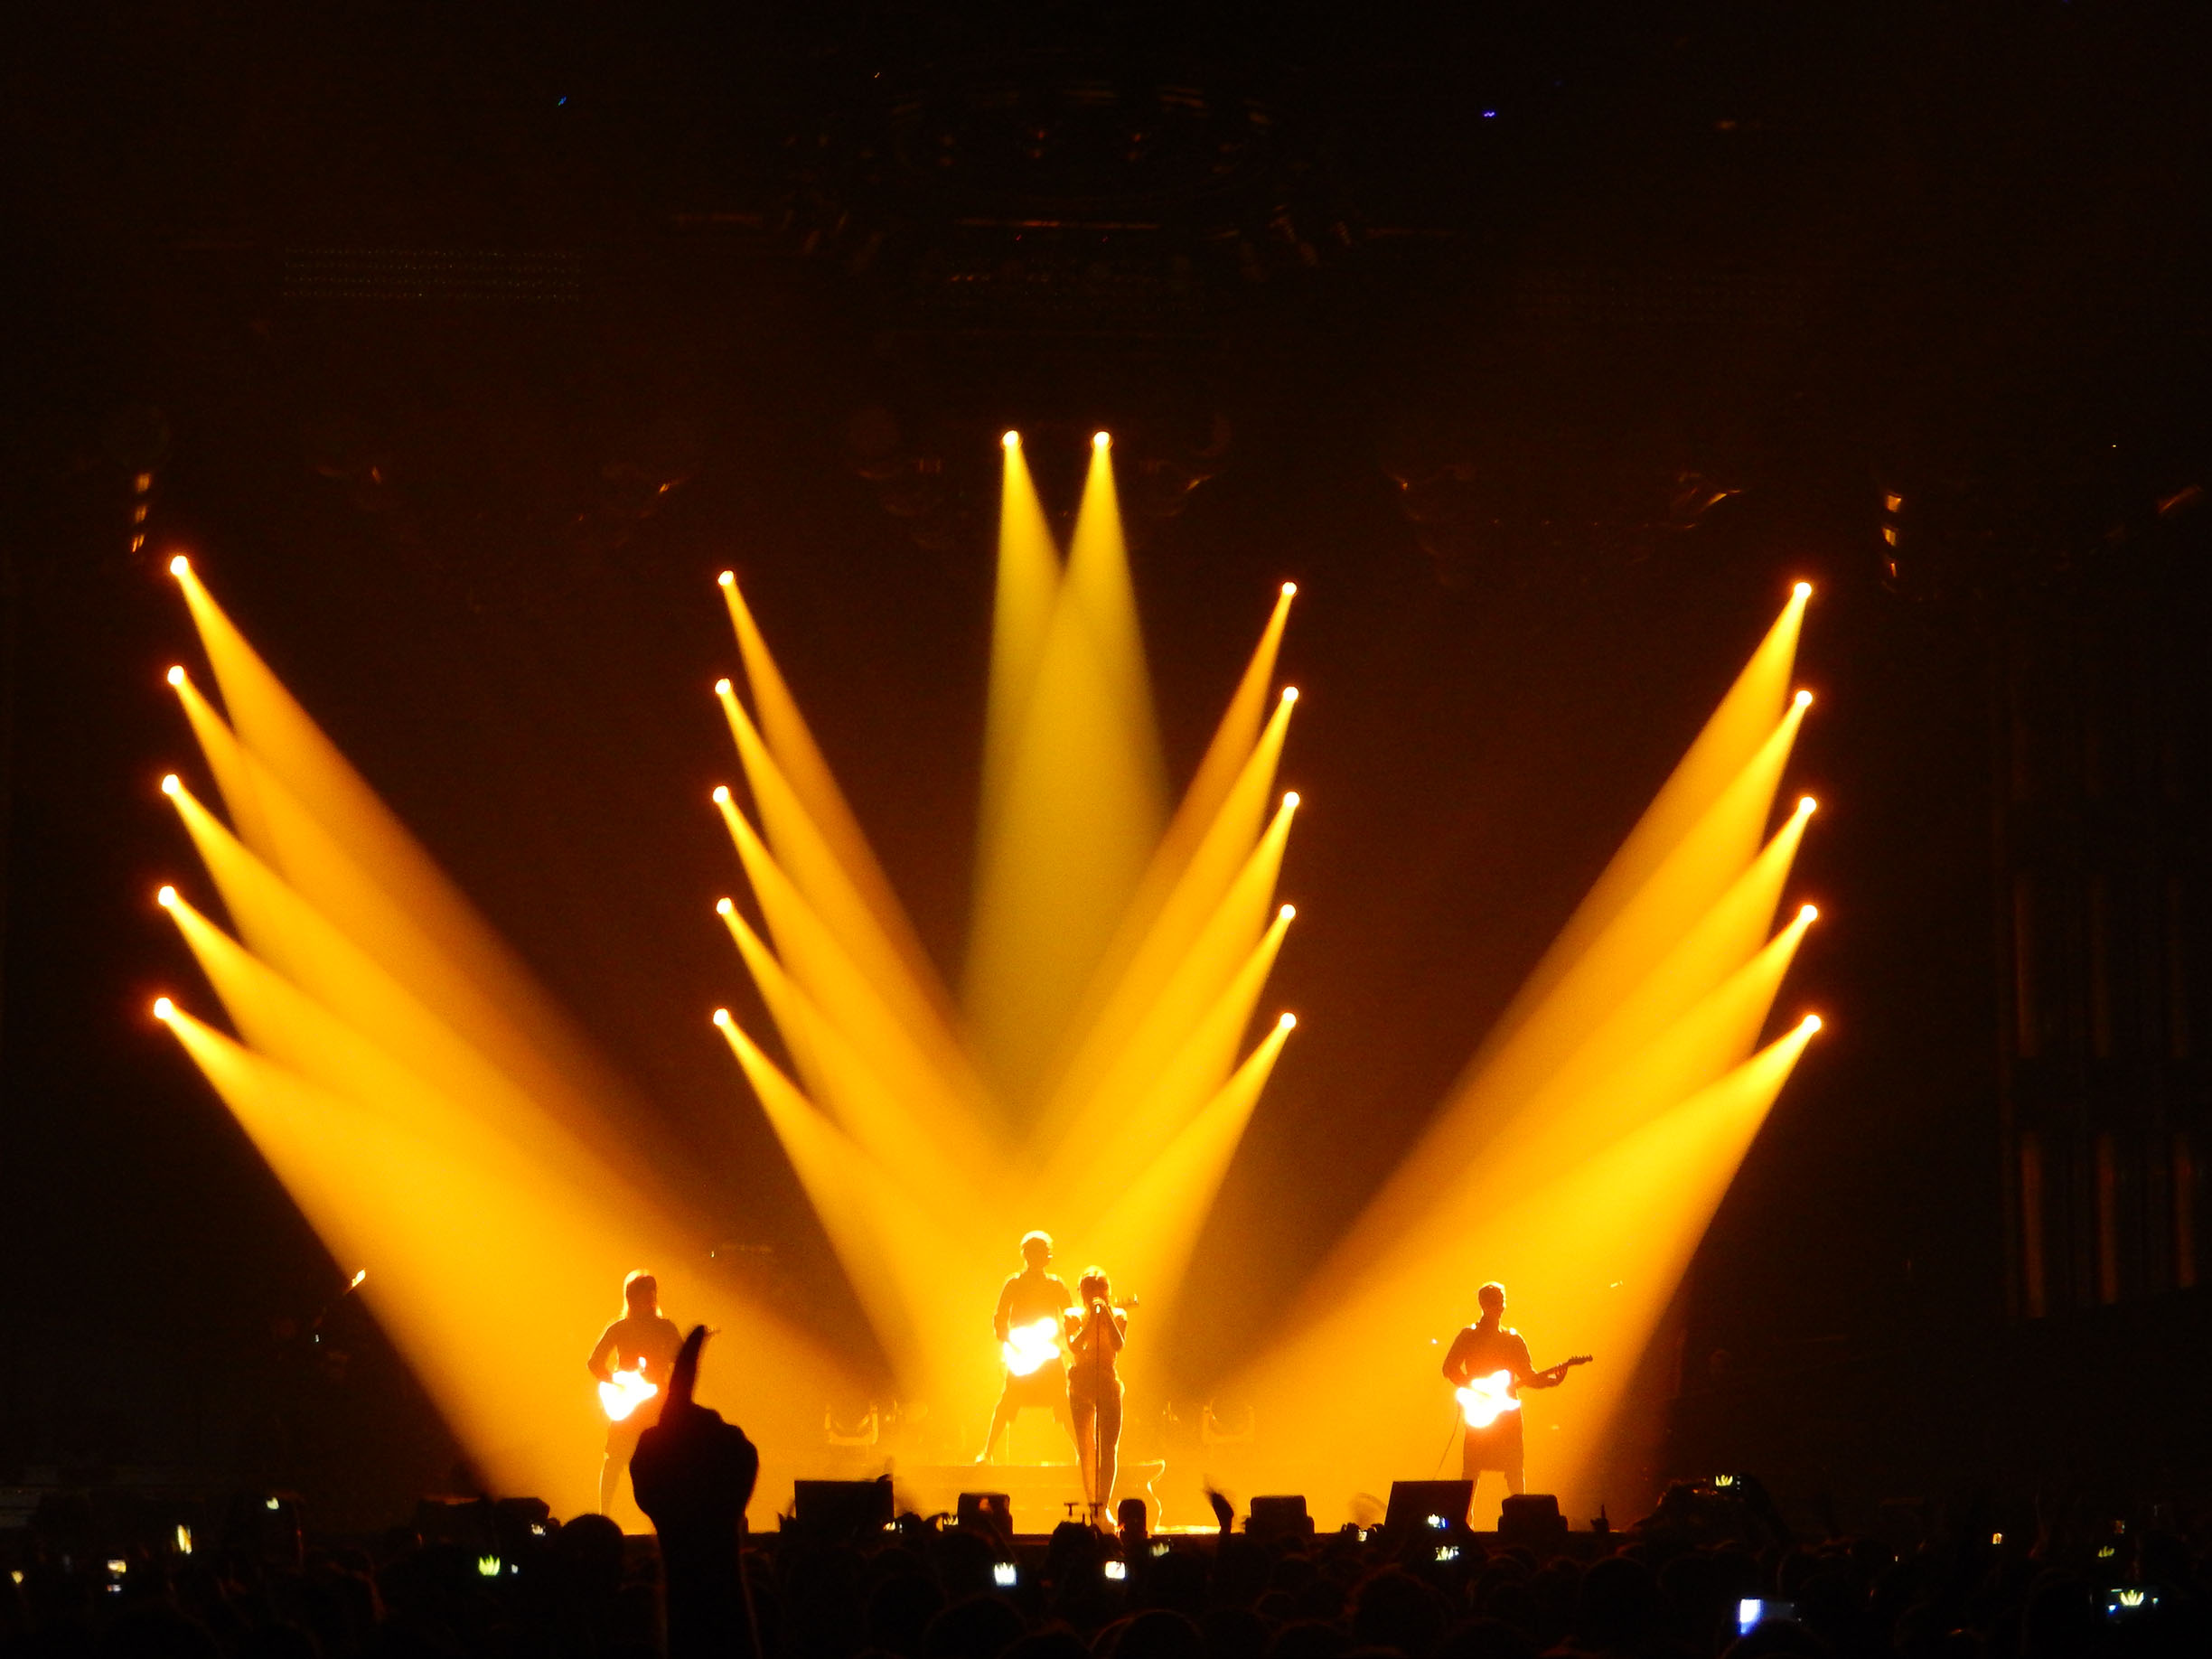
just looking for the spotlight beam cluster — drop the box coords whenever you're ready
[149,561,852,1519]
[1225,582,1824,1522]
[707,433,1305,1411]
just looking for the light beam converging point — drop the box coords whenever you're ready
[157,885,178,908]
[1281,582,1298,598]
[168,555,190,577]
[1794,581,1813,599]
[1800,794,1818,814]
[1282,687,1298,704]
[716,897,735,916]
[1799,903,1819,923]
[153,997,174,1022]
[161,773,181,796]
[1801,1013,1823,1035]
[1795,689,1814,709]
[715,678,733,697]
[166,666,186,688]
[712,1008,732,1027]
[1002,431,1020,449]
[1092,431,1111,449]
[1278,1012,1298,1031]
[712,785,731,804]
[717,570,736,588]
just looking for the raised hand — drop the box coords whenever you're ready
[633,1326,760,1533]
[630,1326,761,1659]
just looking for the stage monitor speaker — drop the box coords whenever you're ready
[957,1492,1013,1540]
[1383,1481,1472,1538]
[1380,1477,1468,1548]
[1499,1493,1567,1543]
[792,1477,893,1542]
[1247,1495,1312,1544]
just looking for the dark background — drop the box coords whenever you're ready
[4,0,2207,1524]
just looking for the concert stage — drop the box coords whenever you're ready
[894,1460,1166,1535]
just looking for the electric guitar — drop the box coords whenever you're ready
[1455,1354,1592,1429]
[599,1364,659,1422]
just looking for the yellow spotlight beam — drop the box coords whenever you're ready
[1495,586,1808,1037]
[169,560,632,1135]
[979,433,1063,852]
[718,572,939,995]
[1089,1012,1297,1326]
[713,1011,961,1393]
[162,781,615,1190]
[1406,699,1809,1190]
[712,789,997,1173]
[1047,903,1297,1228]
[965,439,1168,1105]
[1231,1019,1820,1523]
[716,899,983,1209]
[155,998,848,1522]
[715,678,970,1093]
[1036,692,1298,1149]
[1045,790,1301,1170]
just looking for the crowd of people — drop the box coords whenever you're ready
[2,1326,2202,1659]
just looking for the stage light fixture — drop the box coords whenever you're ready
[1281,582,1298,597]
[1279,1012,1298,1031]
[1801,1014,1823,1034]
[157,886,177,908]
[153,997,174,1021]
[717,571,736,589]
[166,666,185,687]
[168,555,189,576]
[1798,904,1818,923]
[1284,792,1299,810]
[1003,431,1020,449]
[1799,795,1817,814]
[1794,689,1813,709]
[716,897,735,916]
[716,678,733,697]
[1279,904,1296,922]
[712,1008,732,1027]
[1093,431,1111,449]
[1282,687,1298,704]
[712,785,731,804]
[1794,581,1813,599]
[161,773,181,796]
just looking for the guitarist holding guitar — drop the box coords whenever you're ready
[1440,1281,1590,1519]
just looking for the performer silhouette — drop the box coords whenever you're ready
[1440,1281,1578,1521]
[1064,1266,1128,1517]
[588,1270,684,1517]
[977,1232,1079,1463]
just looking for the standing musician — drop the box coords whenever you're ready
[1064,1266,1128,1518]
[1440,1281,1584,1521]
[977,1232,1080,1464]
[587,1270,686,1517]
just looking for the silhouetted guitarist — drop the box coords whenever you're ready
[1440,1281,1589,1520]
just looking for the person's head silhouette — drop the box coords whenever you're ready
[623,1270,661,1317]
[1477,1282,1505,1321]
[1078,1268,1111,1308]
[1020,1231,1053,1270]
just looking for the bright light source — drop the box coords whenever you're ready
[350,1269,368,1289]
[1281,581,1298,597]
[993,1562,1018,1588]
[712,785,731,804]
[1283,791,1300,810]
[160,773,181,796]
[156,885,177,908]
[1092,431,1111,449]
[165,665,185,687]
[1002,431,1020,449]
[1794,689,1813,709]
[1103,1561,1126,1581]
[716,897,735,916]
[715,678,733,696]
[153,997,174,1021]
[168,555,189,576]
[1794,580,1813,599]
[1278,1012,1298,1031]
[107,1560,127,1576]
[1798,904,1818,923]
[1281,686,1298,704]
[1279,904,1296,922]
[174,1526,192,1555]
[1801,1014,1823,1035]
[717,570,735,587]
[712,1008,732,1027]
[1799,795,1817,814]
